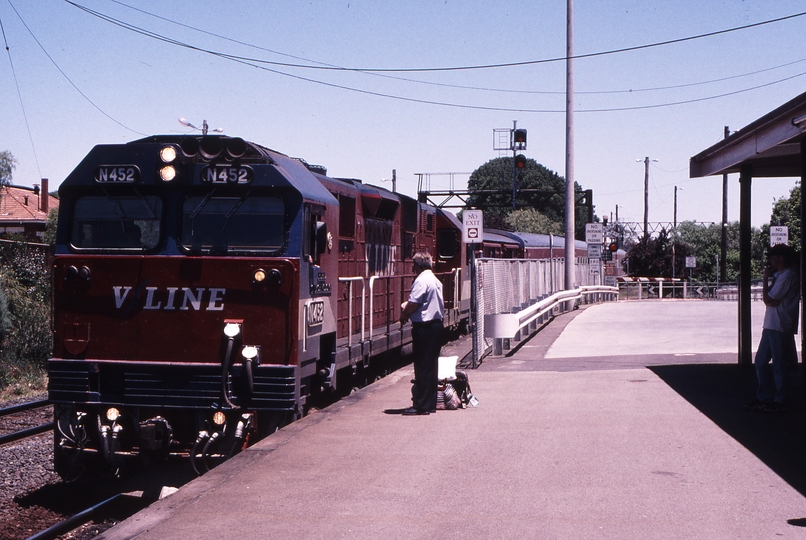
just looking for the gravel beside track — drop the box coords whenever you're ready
[0,394,120,540]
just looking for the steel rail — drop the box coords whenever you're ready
[0,399,50,417]
[0,421,55,446]
[25,494,132,540]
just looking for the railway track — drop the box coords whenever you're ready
[0,399,53,446]
[0,397,160,540]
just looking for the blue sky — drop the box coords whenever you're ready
[1,0,805,229]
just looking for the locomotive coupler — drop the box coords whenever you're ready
[139,416,173,451]
[98,417,123,466]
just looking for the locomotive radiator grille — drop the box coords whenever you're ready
[48,360,297,411]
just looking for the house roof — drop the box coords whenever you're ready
[689,90,806,178]
[0,185,59,224]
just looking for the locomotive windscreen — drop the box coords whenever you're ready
[71,195,162,250]
[181,194,285,252]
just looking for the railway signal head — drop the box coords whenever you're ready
[608,241,618,253]
[514,154,527,170]
[513,129,527,150]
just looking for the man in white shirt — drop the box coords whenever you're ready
[399,252,444,416]
[747,243,800,412]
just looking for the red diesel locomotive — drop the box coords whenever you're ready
[48,133,587,478]
[48,134,474,478]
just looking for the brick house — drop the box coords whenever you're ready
[0,179,59,242]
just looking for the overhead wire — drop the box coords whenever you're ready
[88,2,806,74]
[6,0,145,135]
[64,1,806,114]
[1,3,41,179]
[108,0,806,97]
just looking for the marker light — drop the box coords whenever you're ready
[159,165,177,182]
[160,146,177,163]
[253,269,266,283]
[212,411,227,425]
[106,407,121,422]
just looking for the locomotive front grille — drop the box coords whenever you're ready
[48,359,297,411]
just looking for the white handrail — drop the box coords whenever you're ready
[485,285,618,341]
[338,277,365,346]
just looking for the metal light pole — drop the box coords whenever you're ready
[564,0,575,291]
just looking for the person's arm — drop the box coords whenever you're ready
[764,267,793,307]
[399,300,420,324]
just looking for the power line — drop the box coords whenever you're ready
[62,1,806,114]
[106,1,806,97]
[75,2,806,74]
[7,0,145,135]
[0,3,41,179]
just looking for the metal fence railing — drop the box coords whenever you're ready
[617,281,764,301]
[472,257,614,364]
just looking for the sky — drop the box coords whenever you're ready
[1,0,805,231]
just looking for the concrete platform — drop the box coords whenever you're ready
[100,301,806,539]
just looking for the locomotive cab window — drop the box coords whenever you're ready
[181,194,284,253]
[70,195,162,251]
[437,229,458,259]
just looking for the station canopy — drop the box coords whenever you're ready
[690,90,806,179]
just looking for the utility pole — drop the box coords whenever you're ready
[511,120,517,209]
[674,186,682,229]
[673,186,682,282]
[638,156,657,239]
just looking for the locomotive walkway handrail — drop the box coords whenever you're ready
[367,268,463,339]
[338,277,366,346]
[484,285,618,356]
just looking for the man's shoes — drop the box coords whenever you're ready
[743,399,769,411]
[401,407,430,416]
[763,401,787,413]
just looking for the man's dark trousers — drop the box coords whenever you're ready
[411,319,443,412]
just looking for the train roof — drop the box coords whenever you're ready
[485,229,586,249]
[483,230,521,246]
[61,135,337,207]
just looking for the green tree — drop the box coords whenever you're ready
[0,241,51,388]
[43,208,59,247]
[626,229,691,278]
[466,157,591,238]
[673,220,765,282]
[505,208,564,235]
[0,151,16,186]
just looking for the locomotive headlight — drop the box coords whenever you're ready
[242,346,259,360]
[106,407,121,422]
[159,145,177,163]
[212,411,227,425]
[224,322,241,338]
[159,165,177,182]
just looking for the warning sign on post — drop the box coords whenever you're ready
[770,226,788,246]
[463,210,484,243]
[585,223,604,244]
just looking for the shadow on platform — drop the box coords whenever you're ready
[650,363,806,497]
